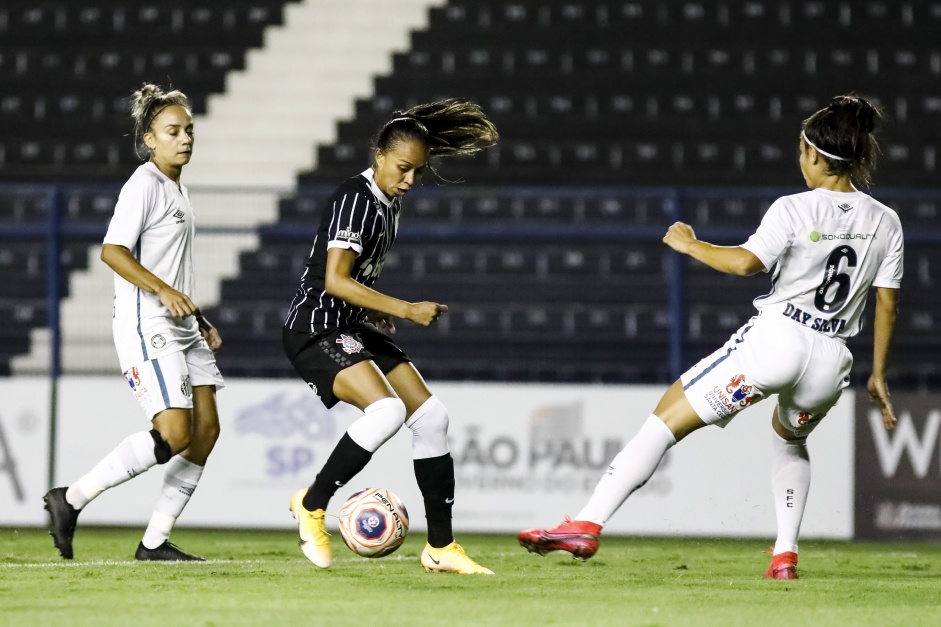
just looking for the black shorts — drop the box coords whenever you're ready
[282,324,411,408]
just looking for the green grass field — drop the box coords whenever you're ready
[1,527,939,627]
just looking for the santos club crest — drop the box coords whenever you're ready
[336,334,364,354]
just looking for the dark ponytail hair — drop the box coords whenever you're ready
[375,98,499,161]
[130,83,191,159]
[801,93,884,186]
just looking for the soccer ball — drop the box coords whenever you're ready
[337,487,409,558]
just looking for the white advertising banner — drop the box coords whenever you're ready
[0,378,51,526]
[44,377,855,539]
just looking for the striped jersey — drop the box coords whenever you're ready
[741,187,904,342]
[103,162,202,372]
[285,168,401,332]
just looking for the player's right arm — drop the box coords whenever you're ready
[663,222,765,276]
[324,247,446,327]
[867,287,899,430]
[100,244,198,318]
[103,174,197,318]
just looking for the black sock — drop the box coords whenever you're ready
[302,433,372,511]
[414,453,455,549]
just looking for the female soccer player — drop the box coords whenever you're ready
[43,84,225,561]
[284,100,498,574]
[519,94,902,580]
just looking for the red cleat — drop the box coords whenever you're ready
[518,517,601,560]
[764,550,798,579]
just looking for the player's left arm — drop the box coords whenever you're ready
[662,222,764,276]
[867,287,899,430]
[194,309,222,352]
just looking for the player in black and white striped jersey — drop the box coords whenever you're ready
[284,100,499,574]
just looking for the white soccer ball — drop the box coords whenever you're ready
[338,487,409,558]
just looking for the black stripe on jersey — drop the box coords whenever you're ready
[285,174,400,334]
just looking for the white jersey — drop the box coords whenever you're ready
[741,188,904,342]
[104,162,201,372]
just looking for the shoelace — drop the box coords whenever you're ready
[307,512,331,546]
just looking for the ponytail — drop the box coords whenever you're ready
[130,83,191,159]
[801,93,884,186]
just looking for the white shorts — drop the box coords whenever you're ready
[680,312,852,438]
[124,341,225,420]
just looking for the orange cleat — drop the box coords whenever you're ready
[764,550,798,579]
[518,517,601,560]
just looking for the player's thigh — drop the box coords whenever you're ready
[652,379,709,441]
[124,352,193,418]
[184,343,223,440]
[775,339,852,438]
[680,320,774,429]
[333,361,397,411]
[384,362,433,418]
[283,326,393,410]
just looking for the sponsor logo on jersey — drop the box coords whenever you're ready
[127,366,142,389]
[705,386,735,417]
[809,230,873,242]
[782,303,848,334]
[150,334,166,349]
[125,367,149,401]
[336,333,364,354]
[336,229,361,241]
[795,410,824,433]
[725,374,756,407]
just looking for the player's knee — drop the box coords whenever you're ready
[347,397,406,453]
[149,428,175,464]
[407,396,450,458]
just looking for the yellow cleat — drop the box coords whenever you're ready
[420,542,494,575]
[290,489,332,568]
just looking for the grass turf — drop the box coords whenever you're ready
[1,527,939,627]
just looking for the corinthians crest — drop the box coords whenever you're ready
[336,334,364,354]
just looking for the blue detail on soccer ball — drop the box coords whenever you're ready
[356,508,387,539]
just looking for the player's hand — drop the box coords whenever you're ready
[367,310,396,334]
[867,375,896,430]
[156,285,198,318]
[408,302,448,327]
[196,313,222,352]
[663,222,697,254]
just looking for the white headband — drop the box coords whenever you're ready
[801,130,850,162]
[389,116,414,124]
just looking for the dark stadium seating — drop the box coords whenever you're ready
[0,1,296,182]
[2,0,941,389]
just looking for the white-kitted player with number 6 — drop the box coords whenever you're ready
[519,94,902,580]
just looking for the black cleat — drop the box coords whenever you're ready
[43,487,79,560]
[135,541,205,562]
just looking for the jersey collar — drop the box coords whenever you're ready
[142,161,186,192]
[360,168,392,207]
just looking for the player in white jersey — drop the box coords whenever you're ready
[285,101,501,574]
[520,95,901,579]
[44,84,225,561]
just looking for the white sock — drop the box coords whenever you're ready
[141,456,205,550]
[65,431,159,510]
[347,397,406,453]
[771,432,811,555]
[405,396,450,459]
[575,414,676,525]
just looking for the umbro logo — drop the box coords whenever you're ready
[837,203,854,213]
